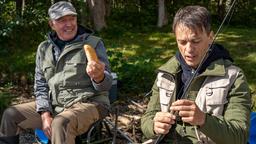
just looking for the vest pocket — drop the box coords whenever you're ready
[205,80,229,116]
[43,64,54,81]
[63,61,91,88]
[157,72,176,112]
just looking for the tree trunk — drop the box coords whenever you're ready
[157,0,168,28]
[21,0,25,16]
[225,0,233,12]
[16,0,22,16]
[80,1,88,27]
[16,0,26,16]
[87,0,107,31]
[105,0,111,17]
[217,0,227,21]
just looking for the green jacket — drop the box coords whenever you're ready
[35,27,112,114]
[141,56,251,144]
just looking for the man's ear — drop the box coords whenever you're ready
[209,31,214,42]
[48,20,54,30]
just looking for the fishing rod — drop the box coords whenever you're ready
[154,1,237,143]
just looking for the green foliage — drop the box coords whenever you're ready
[230,0,256,27]
[108,0,157,31]
[108,50,156,95]
[100,26,177,96]
[0,1,16,37]
[216,27,256,90]
[0,1,49,84]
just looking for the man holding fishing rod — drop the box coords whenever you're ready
[141,5,251,144]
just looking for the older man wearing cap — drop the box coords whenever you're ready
[0,1,112,144]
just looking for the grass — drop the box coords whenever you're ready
[217,27,256,111]
[101,25,256,110]
[216,28,256,90]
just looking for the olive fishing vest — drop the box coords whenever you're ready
[157,65,240,144]
[39,35,109,113]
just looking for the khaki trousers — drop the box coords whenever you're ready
[0,101,107,144]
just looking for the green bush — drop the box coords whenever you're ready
[0,1,49,85]
[108,50,156,95]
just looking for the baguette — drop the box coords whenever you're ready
[83,44,99,62]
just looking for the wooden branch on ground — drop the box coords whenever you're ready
[118,115,132,126]
[129,99,145,109]
[122,114,141,121]
[128,104,144,113]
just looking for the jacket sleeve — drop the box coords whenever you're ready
[200,70,251,144]
[34,43,53,114]
[141,79,161,139]
[92,40,113,91]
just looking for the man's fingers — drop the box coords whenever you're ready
[170,105,191,112]
[178,110,194,117]
[154,121,172,129]
[87,61,105,70]
[154,112,175,122]
[171,99,194,106]
[48,127,52,138]
[170,100,197,112]
[86,61,105,78]
[154,122,172,134]
[153,116,175,125]
[169,100,206,126]
[43,128,51,139]
[153,112,176,134]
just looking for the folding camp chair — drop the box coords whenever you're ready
[35,73,134,144]
[75,109,134,144]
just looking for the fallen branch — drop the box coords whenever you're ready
[129,99,145,109]
[122,114,141,121]
[118,115,132,126]
[128,104,144,113]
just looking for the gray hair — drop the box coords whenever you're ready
[172,5,211,34]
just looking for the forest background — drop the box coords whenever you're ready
[0,0,256,115]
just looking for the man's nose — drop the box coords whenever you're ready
[185,42,194,53]
[65,20,72,26]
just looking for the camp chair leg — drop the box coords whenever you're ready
[86,120,103,143]
[85,119,113,144]
[103,119,134,143]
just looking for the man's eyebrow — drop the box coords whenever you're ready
[177,37,200,40]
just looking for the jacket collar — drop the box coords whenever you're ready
[158,57,232,77]
[158,56,181,75]
[200,59,232,77]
